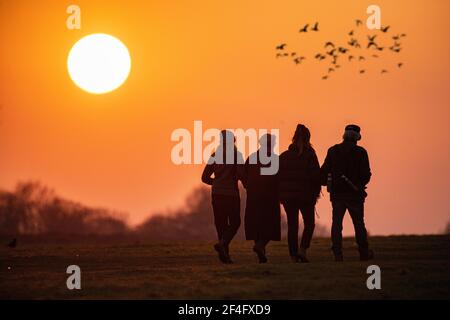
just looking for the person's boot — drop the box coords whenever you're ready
[253,244,268,263]
[359,249,374,261]
[290,255,299,263]
[214,242,228,264]
[224,244,233,264]
[298,247,309,263]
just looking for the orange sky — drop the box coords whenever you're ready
[1,0,449,235]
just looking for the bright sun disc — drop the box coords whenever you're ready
[67,33,131,94]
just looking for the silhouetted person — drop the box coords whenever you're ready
[279,124,321,262]
[202,130,245,264]
[243,134,280,263]
[7,238,17,248]
[321,125,373,261]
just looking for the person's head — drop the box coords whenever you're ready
[259,133,277,153]
[215,130,236,164]
[219,130,235,147]
[257,133,279,175]
[343,124,361,142]
[292,124,313,152]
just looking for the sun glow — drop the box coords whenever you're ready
[67,33,131,94]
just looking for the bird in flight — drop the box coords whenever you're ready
[326,48,336,56]
[359,69,366,74]
[348,38,361,48]
[331,55,338,64]
[322,75,328,80]
[381,69,388,74]
[299,24,309,33]
[335,64,341,69]
[293,56,306,64]
[276,43,287,50]
[311,22,319,31]
[348,55,354,61]
[368,35,377,42]
[338,47,349,54]
[400,33,407,37]
[315,53,326,61]
[355,19,363,26]
[348,30,354,36]
[314,53,326,61]
[381,25,390,33]
[392,35,400,41]
[325,42,335,48]
[390,46,401,53]
[359,56,365,61]
[367,41,378,49]
[372,54,379,58]
[398,62,403,68]
[291,52,297,56]
[328,68,335,73]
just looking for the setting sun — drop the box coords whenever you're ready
[67,33,131,94]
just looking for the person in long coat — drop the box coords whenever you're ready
[243,134,281,263]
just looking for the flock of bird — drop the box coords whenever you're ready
[275,19,406,79]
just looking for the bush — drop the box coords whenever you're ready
[0,181,128,236]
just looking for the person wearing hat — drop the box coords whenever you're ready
[320,124,373,261]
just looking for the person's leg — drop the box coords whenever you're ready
[283,201,300,258]
[257,239,270,251]
[221,196,241,263]
[347,200,372,260]
[222,196,241,246]
[212,195,229,263]
[331,200,347,260]
[212,195,227,241]
[253,239,269,263]
[299,203,315,262]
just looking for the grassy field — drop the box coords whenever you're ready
[0,235,449,299]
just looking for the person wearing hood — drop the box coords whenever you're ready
[279,124,321,262]
[320,124,373,262]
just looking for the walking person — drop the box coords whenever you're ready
[202,130,245,264]
[243,134,281,263]
[279,124,321,263]
[321,124,374,261]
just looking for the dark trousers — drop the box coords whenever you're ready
[331,199,369,254]
[254,239,270,251]
[212,194,241,246]
[282,200,315,256]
